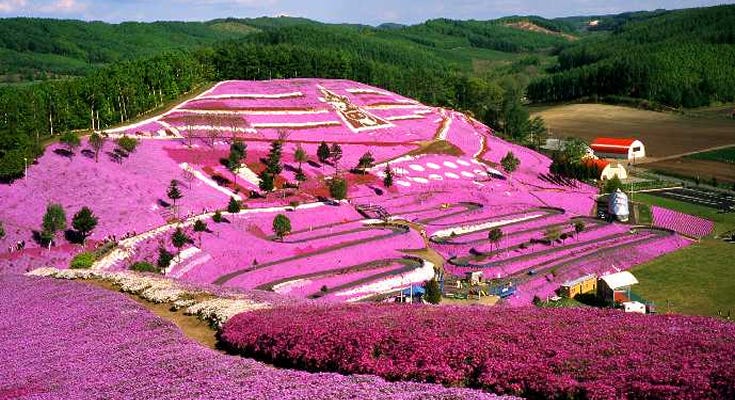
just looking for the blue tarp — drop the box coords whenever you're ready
[401,285,425,297]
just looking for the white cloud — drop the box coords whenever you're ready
[38,0,87,13]
[0,0,27,13]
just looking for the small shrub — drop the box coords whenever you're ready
[130,261,158,273]
[227,197,241,213]
[70,252,96,269]
[115,136,139,153]
[320,285,329,293]
[213,210,223,223]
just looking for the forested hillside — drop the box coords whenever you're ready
[0,18,254,81]
[527,5,735,107]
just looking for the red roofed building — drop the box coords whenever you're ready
[583,158,628,180]
[590,138,645,160]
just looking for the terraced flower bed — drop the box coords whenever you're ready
[652,205,714,238]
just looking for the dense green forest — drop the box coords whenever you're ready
[0,18,254,81]
[1,5,734,180]
[528,5,735,107]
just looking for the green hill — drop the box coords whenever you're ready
[0,18,256,81]
[527,5,735,107]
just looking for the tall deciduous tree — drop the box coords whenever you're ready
[330,143,343,172]
[488,227,503,252]
[272,214,291,240]
[329,177,348,200]
[88,132,106,162]
[356,151,375,174]
[41,203,66,247]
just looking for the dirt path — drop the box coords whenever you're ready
[81,279,219,349]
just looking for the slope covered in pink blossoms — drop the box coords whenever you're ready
[0,77,726,399]
[0,78,699,303]
[221,302,735,400]
[0,274,513,400]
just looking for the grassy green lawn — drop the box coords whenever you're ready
[629,193,735,317]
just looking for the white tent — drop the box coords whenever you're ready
[608,188,629,222]
[600,271,639,290]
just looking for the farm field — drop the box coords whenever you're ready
[645,157,735,184]
[531,103,735,159]
[630,193,735,316]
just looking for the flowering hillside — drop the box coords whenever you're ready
[0,78,701,303]
[0,274,513,400]
[221,303,735,399]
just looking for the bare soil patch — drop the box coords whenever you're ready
[505,21,577,41]
[532,104,735,159]
[643,158,735,184]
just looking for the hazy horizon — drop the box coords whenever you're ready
[0,0,732,25]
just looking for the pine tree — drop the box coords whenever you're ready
[259,171,274,192]
[266,140,283,175]
[317,141,330,164]
[295,168,307,188]
[500,151,520,174]
[72,206,98,244]
[357,151,375,173]
[157,246,174,273]
[227,197,241,213]
[167,180,183,219]
[171,227,190,262]
[383,164,394,188]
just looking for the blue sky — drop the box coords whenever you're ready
[0,0,731,24]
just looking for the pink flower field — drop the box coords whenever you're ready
[1,77,726,400]
[221,303,735,399]
[0,78,704,305]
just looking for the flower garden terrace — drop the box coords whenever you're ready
[0,78,730,400]
[0,78,697,305]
